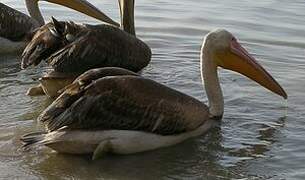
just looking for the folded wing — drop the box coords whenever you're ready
[0,3,38,41]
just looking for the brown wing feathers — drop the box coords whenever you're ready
[0,3,37,41]
[39,75,190,135]
[21,19,151,73]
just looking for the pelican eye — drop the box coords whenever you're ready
[65,34,75,42]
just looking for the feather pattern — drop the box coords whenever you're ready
[46,24,151,74]
[39,70,209,135]
[0,3,38,42]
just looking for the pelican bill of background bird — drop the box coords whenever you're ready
[21,29,287,159]
[0,0,119,54]
[22,0,151,98]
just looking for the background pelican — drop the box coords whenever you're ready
[21,0,151,98]
[21,29,287,159]
[21,0,151,72]
[0,0,118,54]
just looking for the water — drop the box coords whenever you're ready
[0,0,304,179]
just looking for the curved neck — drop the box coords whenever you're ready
[118,0,135,36]
[25,0,44,26]
[200,41,224,118]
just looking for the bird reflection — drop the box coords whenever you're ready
[19,116,286,179]
[21,125,236,179]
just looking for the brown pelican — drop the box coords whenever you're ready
[21,0,151,98]
[0,0,119,54]
[21,29,287,159]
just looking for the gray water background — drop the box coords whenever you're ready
[0,0,305,179]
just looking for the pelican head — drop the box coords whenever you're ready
[21,17,68,69]
[21,17,80,69]
[25,0,119,26]
[203,29,287,99]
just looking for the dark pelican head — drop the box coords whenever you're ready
[21,17,77,69]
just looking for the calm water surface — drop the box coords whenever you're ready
[0,0,304,179]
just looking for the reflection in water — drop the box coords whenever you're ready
[227,116,286,160]
[24,126,235,180]
[18,117,286,179]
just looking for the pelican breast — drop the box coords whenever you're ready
[22,119,216,156]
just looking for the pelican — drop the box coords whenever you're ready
[0,0,119,54]
[21,0,151,98]
[21,29,287,159]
